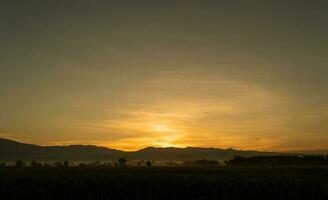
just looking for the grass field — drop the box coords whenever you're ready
[1,166,328,200]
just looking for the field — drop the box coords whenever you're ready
[1,166,328,200]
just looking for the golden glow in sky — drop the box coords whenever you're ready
[2,68,328,152]
[0,1,327,152]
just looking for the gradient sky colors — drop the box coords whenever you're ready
[0,1,327,151]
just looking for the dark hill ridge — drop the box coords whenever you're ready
[132,147,276,161]
[0,138,124,161]
[0,137,280,162]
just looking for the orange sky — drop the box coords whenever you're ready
[0,1,327,151]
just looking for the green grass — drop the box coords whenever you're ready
[0,166,328,199]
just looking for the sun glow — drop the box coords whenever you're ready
[148,123,184,147]
[151,124,175,133]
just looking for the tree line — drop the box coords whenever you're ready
[225,155,328,166]
[0,158,153,168]
[1,155,328,168]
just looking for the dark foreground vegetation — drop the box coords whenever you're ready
[0,165,328,200]
[1,156,328,199]
[226,155,328,166]
[225,155,328,166]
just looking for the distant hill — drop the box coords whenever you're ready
[131,147,279,161]
[0,138,280,162]
[0,138,124,161]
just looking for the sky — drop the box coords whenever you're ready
[0,0,327,151]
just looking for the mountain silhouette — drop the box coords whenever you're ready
[0,138,280,162]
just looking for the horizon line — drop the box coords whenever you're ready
[1,137,328,153]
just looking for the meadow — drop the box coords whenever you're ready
[0,166,328,200]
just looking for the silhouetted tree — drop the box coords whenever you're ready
[78,163,87,167]
[146,161,152,167]
[15,160,25,167]
[30,160,42,167]
[63,161,69,167]
[118,158,127,166]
